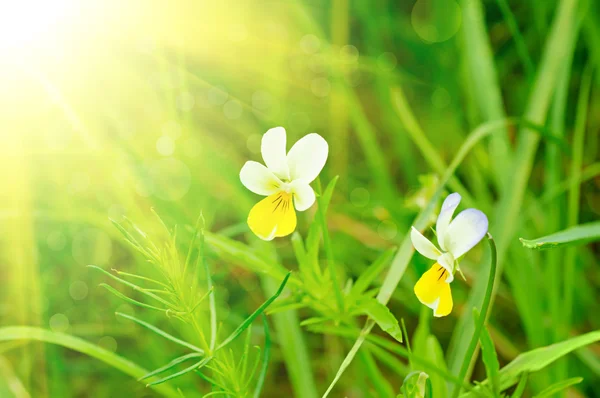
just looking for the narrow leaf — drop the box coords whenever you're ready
[351,248,396,297]
[116,312,204,354]
[99,284,168,312]
[475,311,500,397]
[140,353,203,381]
[216,272,291,351]
[253,314,271,398]
[147,357,212,386]
[533,377,583,398]
[520,221,600,250]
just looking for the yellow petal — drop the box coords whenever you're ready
[247,192,297,240]
[414,264,453,317]
[433,283,453,317]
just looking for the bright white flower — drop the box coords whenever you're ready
[410,192,488,317]
[240,127,328,240]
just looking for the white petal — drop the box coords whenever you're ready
[436,192,461,251]
[410,227,442,260]
[287,133,328,183]
[437,253,455,283]
[444,209,488,258]
[240,161,283,196]
[290,180,316,211]
[261,127,289,180]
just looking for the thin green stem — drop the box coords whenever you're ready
[451,233,497,398]
[496,0,536,80]
[563,63,593,333]
[315,180,344,314]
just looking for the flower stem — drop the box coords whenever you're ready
[315,179,345,314]
[451,233,497,398]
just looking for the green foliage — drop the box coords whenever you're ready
[1,0,598,397]
[520,221,600,250]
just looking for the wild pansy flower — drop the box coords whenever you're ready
[411,193,488,317]
[240,127,328,240]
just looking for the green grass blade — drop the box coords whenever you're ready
[99,284,168,312]
[88,265,174,308]
[510,373,529,398]
[0,327,179,397]
[519,221,600,249]
[253,315,271,398]
[314,178,344,312]
[449,0,582,379]
[116,312,204,354]
[147,357,212,386]
[476,312,500,397]
[532,377,583,398]
[216,272,290,351]
[140,353,203,381]
[350,247,396,296]
[461,0,513,189]
[323,118,517,396]
[452,235,497,398]
[463,330,600,396]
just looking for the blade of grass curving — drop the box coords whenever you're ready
[463,330,600,396]
[563,63,594,336]
[495,0,536,79]
[0,326,178,397]
[147,356,212,386]
[216,272,290,351]
[306,176,339,280]
[520,221,600,249]
[239,325,252,382]
[344,88,399,206]
[197,217,217,352]
[113,271,171,290]
[357,348,395,397]
[116,312,204,354]
[253,315,271,398]
[475,311,500,397]
[139,353,203,381]
[462,0,513,190]
[391,86,475,208]
[452,235,497,398]
[510,373,529,398]
[310,324,471,390]
[315,178,344,313]
[99,284,168,312]
[448,0,582,380]
[533,377,583,398]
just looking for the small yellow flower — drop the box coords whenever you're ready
[411,193,488,317]
[240,127,328,240]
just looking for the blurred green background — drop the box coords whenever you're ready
[0,0,599,397]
